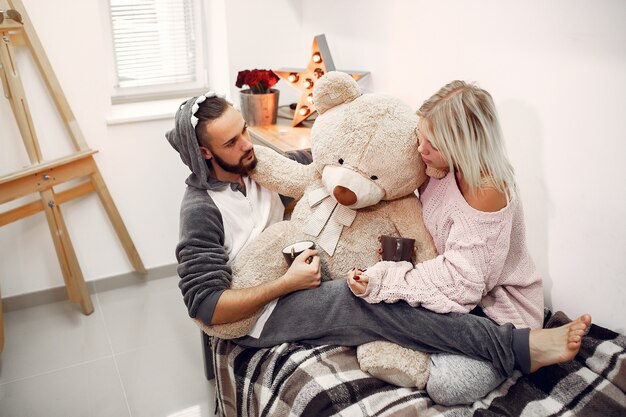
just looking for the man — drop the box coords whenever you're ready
[166,92,590,388]
[167,93,319,333]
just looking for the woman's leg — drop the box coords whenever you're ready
[236,280,518,377]
[426,353,506,406]
[235,280,592,379]
[425,313,593,406]
[529,314,592,372]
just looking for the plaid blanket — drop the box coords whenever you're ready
[212,312,626,416]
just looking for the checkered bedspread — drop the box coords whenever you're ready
[212,311,626,416]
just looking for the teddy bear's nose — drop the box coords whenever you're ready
[333,186,357,206]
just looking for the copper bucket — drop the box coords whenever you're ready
[239,89,279,126]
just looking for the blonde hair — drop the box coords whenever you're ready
[418,81,516,199]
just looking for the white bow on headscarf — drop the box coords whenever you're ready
[303,187,357,256]
[189,91,225,128]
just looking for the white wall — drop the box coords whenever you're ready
[1,0,624,332]
[221,0,304,106]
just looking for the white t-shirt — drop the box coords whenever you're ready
[207,176,284,337]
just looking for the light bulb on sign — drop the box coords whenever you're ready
[303,79,313,89]
[312,53,322,63]
[288,73,299,83]
[299,106,310,116]
[307,94,314,104]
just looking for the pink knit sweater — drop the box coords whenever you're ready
[357,172,544,329]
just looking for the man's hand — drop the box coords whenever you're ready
[347,268,369,295]
[212,249,320,325]
[280,249,321,292]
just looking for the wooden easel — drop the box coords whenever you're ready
[0,0,146,352]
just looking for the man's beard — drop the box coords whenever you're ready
[211,149,257,175]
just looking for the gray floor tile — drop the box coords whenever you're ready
[0,357,130,417]
[96,276,199,354]
[0,300,112,384]
[115,336,215,417]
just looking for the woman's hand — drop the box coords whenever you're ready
[280,249,321,292]
[346,268,369,295]
[347,260,414,300]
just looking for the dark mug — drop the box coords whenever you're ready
[282,241,316,266]
[380,235,415,262]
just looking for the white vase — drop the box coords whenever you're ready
[239,89,279,126]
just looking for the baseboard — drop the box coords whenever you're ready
[2,263,178,313]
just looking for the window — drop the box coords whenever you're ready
[109,0,206,103]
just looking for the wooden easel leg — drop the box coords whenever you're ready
[40,189,94,315]
[0,26,43,163]
[89,161,147,274]
[0,287,4,352]
[9,0,88,151]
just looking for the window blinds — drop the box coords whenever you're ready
[110,0,197,89]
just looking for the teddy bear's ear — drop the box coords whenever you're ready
[313,71,362,114]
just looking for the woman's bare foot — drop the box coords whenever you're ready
[529,314,592,372]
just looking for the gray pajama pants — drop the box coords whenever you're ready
[236,279,529,386]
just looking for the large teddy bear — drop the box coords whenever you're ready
[200,71,439,388]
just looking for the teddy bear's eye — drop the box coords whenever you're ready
[370,175,378,180]
[338,158,344,165]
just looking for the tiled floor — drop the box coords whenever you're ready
[0,276,217,417]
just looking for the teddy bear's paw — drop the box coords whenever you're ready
[194,315,258,339]
[426,165,448,179]
[357,341,430,389]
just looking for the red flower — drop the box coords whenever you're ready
[235,70,250,88]
[236,69,280,94]
[246,70,262,90]
[265,71,279,88]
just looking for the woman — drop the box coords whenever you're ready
[348,80,591,405]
